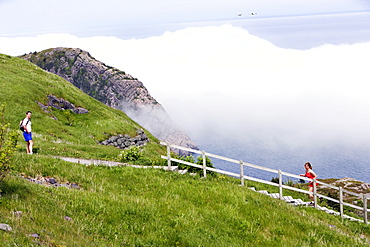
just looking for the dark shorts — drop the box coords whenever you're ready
[23,132,32,142]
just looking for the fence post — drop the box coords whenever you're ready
[363,194,368,224]
[240,160,244,186]
[339,187,343,217]
[313,178,317,209]
[202,150,207,178]
[166,143,171,169]
[278,169,283,200]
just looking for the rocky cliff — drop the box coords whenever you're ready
[20,47,196,153]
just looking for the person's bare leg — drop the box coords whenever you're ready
[28,140,33,154]
[309,187,314,202]
[26,142,30,154]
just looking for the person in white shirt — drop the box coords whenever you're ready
[21,111,33,154]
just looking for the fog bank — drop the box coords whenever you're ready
[1,25,370,180]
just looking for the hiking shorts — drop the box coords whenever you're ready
[23,132,32,142]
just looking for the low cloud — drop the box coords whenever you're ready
[1,25,370,152]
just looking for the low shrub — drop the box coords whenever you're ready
[118,146,142,162]
[0,103,18,182]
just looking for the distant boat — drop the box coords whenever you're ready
[238,13,242,17]
[250,12,257,15]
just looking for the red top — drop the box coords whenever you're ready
[305,171,317,187]
[305,171,315,179]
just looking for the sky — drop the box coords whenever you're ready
[1,0,370,48]
[1,0,370,181]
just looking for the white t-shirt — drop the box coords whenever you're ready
[22,117,32,132]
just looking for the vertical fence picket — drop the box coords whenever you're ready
[339,187,343,217]
[364,194,368,224]
[278,169,283,200]
[240,160,244,186]
[202,151,206,178]
[313,178,317,209]
[167,143,171,169]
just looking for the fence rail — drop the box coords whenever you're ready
[161,142,369,224]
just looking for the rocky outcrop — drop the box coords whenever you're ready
[20,48,197,153]
[100,129,150,149]
[325,177,370,198]
[37,95,89,114]
[19,173,81,189]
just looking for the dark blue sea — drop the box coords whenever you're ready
[193,137,370,183]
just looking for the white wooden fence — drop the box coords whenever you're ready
[160,142,369,224]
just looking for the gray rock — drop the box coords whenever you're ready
[100,130,150,149]
[0,223,12,232]
[64,216,72,221]
[48,95,75,110]
[37,101,51,113]
[73,107,89,114]
[47,178,57,184]
[70,183,80,189]
[110,136,119,142]
[29,233,40,238]
[13,211,23,217]
[38,95,89,115]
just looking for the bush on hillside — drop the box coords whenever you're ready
[0,104,18,182]
[118,146,142,162]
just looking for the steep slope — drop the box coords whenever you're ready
[0,53,165,160]
[19,48,197,153]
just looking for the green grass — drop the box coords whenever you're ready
[0,54,369,246]
[0,154,369,246]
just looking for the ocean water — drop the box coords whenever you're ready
[194,137,370,183]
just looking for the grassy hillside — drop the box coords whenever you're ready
[0,53,165,162]
[0,155,369,246]
[0,53,369,246]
